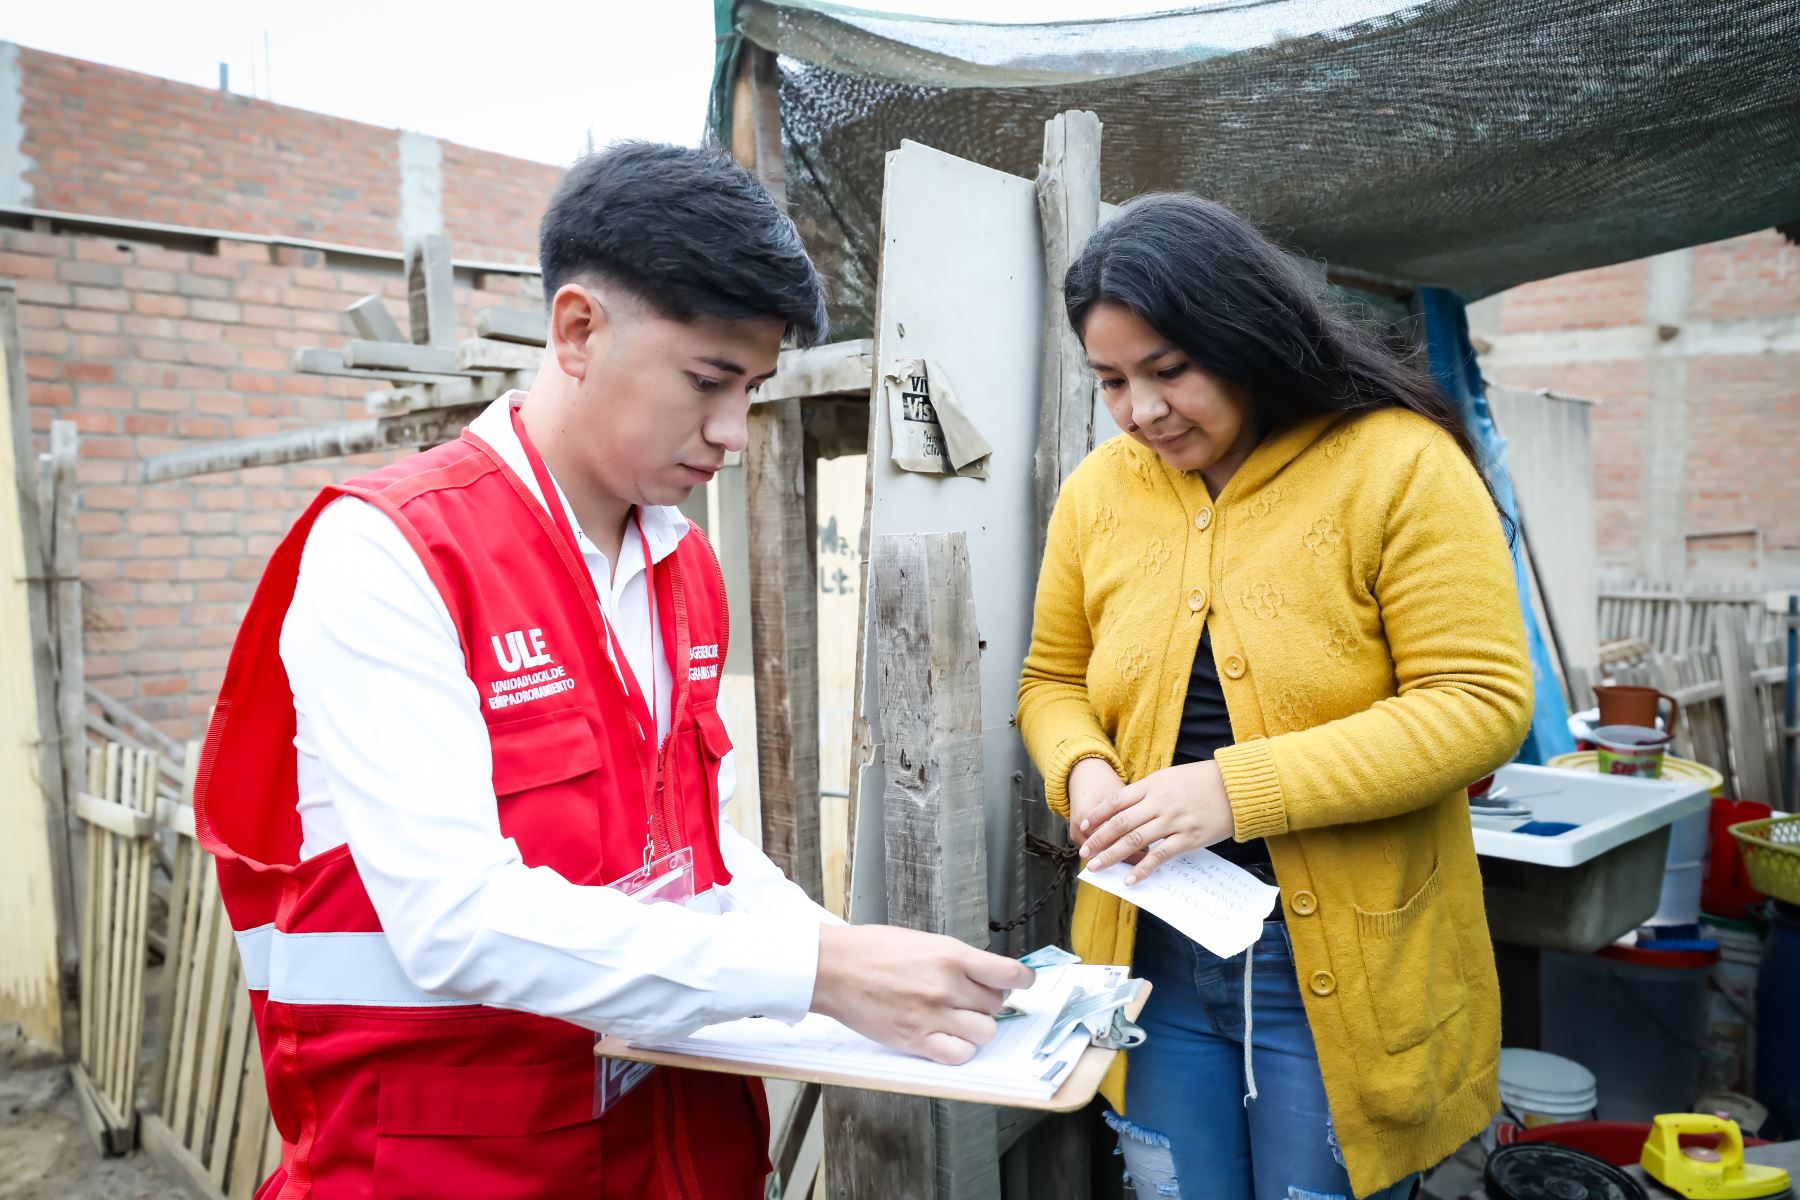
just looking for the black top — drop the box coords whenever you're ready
[1172,626,1272,871]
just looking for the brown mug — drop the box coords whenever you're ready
[1593,684,1680,735]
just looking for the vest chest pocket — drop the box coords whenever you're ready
[488,709,604,875]
[488,707,602,795]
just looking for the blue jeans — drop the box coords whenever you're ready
[1112,914,1419,1200]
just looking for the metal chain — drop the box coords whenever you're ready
[988,833,1081,934]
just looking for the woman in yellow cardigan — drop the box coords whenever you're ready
[1018,195,1534,1200]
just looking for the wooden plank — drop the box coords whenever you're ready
[405,233,458,349]
[291,346,469,385]
[190,908,239,1162]
[151,831,197,1115]
[141,401,489,482]
[119,752,158,1131]
[1718,608,1778,805]
[71,1062,130,1156]
[209,989,253,1188]
[364,369,525,417]
[163,830,206,1123]
[171,878,221,1143]
[87,685,185,762]
[344,294,405,344]
[743,398,823,903]
[0,308,68,1052]
[1032,111,1102,552]
[456,337,541,374]
[74,792,155,839]
[874,533,988,945]
[140,1112,227,1200]
[756,340,875,404]
[226,1037,271,1199]
[870,531,999,1200]
[102,750,134,1107]
[474,306,547,346]
[342,338,463,375]
[45,424,84,1043]
[92,744,119,1100]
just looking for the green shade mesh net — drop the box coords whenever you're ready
[710,0,1800,340]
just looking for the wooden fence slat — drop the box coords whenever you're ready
[95,745,122,1107]
[227,1037,272,1199]
[120,752,158,1121]
[209,989,253,1188]
[190,905,239,1163]
[154,833,197,1115]
[172,865,221,1144]
[79,744,100,1068]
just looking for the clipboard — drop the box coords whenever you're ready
[594,979,1150,1113]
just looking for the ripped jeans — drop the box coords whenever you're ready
[1111,914,1418,1200]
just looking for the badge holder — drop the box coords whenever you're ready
[593,846,696,1117]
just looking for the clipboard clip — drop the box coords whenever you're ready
[1033,980,1146,1058]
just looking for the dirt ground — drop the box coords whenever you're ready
[0,1027,180,1200]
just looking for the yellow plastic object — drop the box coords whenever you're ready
[1547,750,1725,798]
[1640,1113,1791,1199]
[1730,814,1800,906]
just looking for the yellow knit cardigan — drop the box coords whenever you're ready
[1018,407,1534,1197]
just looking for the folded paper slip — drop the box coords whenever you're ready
[595,964,1150,1112]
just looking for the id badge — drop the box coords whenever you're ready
[594,846,696,1116]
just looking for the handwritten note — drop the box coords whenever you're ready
[1080,849,1279,958]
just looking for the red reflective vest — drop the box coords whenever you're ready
[194,420,768,1199]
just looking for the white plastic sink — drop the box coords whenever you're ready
[1469,763,1711,868]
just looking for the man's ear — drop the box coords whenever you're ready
[549,284,611,381]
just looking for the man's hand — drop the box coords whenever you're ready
[811,925,1035,1065]
[1078,760,1234,883]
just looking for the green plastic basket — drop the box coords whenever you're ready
[1730,814,1800,906]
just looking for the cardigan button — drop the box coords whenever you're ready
[1187,587,1207,613]
[1310,970,1337,997]
[1223,653,1247,679]
[1194,507,1213,531]
[1290,890,1318,917]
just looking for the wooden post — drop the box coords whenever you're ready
[876,533,987,944]
[1014,109,1104,1200]
[0,293,69,1053]
[405,233,457,349]
[731,45,822,903]
[829,533,999,1200]
[742,398,823,902]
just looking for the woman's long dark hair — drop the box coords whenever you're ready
[1065,194,1512,538]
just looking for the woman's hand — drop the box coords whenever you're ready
[1066,756,1126,834]
[1078,760,1234,883]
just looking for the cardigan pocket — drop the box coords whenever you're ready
[1352,861,1468,1055]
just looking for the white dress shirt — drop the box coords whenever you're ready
[279,394,836,1040]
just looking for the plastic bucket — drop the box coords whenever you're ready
[1541,941,1717,1120]
[1498,1049,1598,1128]
[1592,724,1671,779]
[1701,916,1763,1094]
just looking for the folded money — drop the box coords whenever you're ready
[1020,945,1081,969]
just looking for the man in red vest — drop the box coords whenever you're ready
[195,142,1032,1199]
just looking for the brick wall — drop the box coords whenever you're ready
[1,44,571,739]
[11,44,559,265]
[7,222,543,739]
[1479,229,1800,579]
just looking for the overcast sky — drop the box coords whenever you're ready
[5,0,1181,167]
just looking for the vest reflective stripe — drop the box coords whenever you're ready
[233,925,477,1008]
[234,923,274,991]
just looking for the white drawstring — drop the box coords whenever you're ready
[1242,944,1258,1106]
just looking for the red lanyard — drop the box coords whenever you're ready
[509,405,659,747]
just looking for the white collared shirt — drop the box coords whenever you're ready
[279,394,834,1040]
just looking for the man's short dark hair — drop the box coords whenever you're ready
[538,142,827,347]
